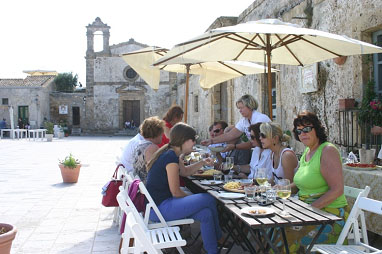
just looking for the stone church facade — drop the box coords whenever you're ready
[81,17,175,133]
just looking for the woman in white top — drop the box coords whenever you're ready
[232,123,272,179]
[201,94,270,152]
[259,122,298,183]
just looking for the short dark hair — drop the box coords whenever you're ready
[293,111,327,143]
[215,120,228,130]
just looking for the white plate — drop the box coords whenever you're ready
[241,206,275,216]
[218,192,245,199]
[200,180,223,185]
[208,146,225,153]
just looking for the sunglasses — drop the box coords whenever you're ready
[213,128,223,133]
[260,133,267,139]
[296,126,314,135]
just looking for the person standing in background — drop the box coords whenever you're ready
[158,105,184,148]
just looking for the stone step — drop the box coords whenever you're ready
[71,127,82,136]
[114,129,138,136]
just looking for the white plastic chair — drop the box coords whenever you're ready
[138,180,194,230]
[343,186,370,244]
[124,173,194,230]
[313,186,382,254]
[117,186,186,254]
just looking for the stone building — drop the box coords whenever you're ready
[82,17,175,134]
[181,0,382,153]
[0,72,56,129]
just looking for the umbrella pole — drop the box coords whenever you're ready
[266,35,273,120]
[185,64,190,123]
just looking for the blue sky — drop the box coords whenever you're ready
[0,0,254,85]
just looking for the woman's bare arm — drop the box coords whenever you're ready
[166,163,187,197]
[311,146,344,209]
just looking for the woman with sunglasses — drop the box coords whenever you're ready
[273,111,348,252]
[259,122,298,184]
[231,123,273,179]
[201,94,270,152]
[146,123,222,254]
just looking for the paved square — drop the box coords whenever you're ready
[0,136,131,253]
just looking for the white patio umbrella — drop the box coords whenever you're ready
[122,46,276,122]
[153,19,382,119]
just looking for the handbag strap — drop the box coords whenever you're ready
[113,164,125,179]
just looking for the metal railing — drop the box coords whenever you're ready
[337,109,381,156]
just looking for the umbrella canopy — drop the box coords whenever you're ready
[122,46,276,122]
[121,46,168,90]
[154,19,382,119]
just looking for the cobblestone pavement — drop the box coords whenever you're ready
[0,136,130,253]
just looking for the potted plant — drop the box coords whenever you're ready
[59,153,81,183]
[44,121,54,142]
[0,223,17,254]
[359,81,382,128]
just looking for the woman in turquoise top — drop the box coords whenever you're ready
[274,111,348,253]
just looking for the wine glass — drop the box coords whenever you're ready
[226,157,234,174]
[221,162,230,175]
[276,179,291,216]
[255,168,268,186]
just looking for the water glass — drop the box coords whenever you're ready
[213,173,222,181]
[244,186,256,201]
[224,174,233,182]
[266,186,277,202]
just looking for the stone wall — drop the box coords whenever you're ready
[50,92,86,128]
[235,0,382,152]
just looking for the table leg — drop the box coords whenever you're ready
[306,224,325,253]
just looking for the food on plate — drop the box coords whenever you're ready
[345,163,376,168]
[249,209,267,215]
[223,181,241,190]
[202,169,221,175]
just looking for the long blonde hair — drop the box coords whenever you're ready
[260,122,290,144]
[147,123,196,171]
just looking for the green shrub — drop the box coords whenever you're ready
[59,154,80,169]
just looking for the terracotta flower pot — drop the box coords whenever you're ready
[0,223,17,254]
[59,164,81,183]
[334,56,347,65]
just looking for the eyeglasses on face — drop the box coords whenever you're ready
[260,133,267,139]
[250,135,256,140]
[296,126,314,135]
[213,128,223,133]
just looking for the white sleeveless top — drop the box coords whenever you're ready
[271,148,299,180]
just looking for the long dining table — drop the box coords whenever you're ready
[185,176,342,254]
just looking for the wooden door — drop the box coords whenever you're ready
[123,100,140,128]
[72,107,80,126]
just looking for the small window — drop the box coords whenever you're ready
[2,98,8,105]
[123,66,138,81]
[194,95,199,112]
[373,30,382,94]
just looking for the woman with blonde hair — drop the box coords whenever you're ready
[132,116,165,183]
[146,123,222,254]
[259,122,298,183]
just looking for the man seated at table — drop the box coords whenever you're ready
[216,125,251,170]
[0,118,6,129]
